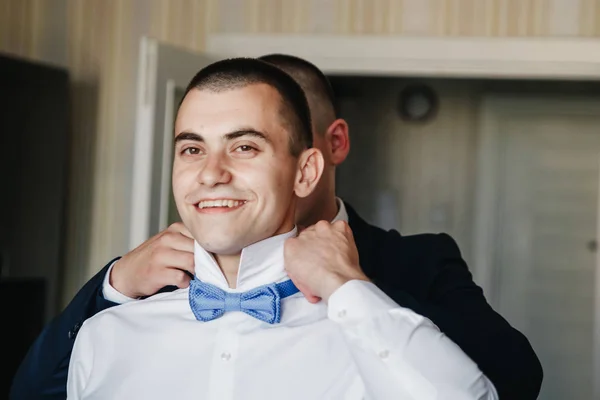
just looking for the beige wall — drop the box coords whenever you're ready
[1,0,600,307]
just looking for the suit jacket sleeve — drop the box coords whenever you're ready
[9,258,120,400]
[372,232,543,400]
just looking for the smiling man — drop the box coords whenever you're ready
[170,80,317,288]
[65,58,498,400]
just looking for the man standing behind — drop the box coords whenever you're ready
[67,57,498,400]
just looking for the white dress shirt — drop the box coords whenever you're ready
[69,222,498,400]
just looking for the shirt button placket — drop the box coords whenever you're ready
[206,320,239,400]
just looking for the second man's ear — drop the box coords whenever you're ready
[326,119,350,166]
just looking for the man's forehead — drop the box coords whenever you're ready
[176,85,284,130]
[181,83,281,106]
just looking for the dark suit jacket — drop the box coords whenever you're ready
[10,203,542,399]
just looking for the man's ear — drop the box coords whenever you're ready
[326,119,350,166]
[294,148,325,198]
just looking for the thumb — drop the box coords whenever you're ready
[291,279,321,304]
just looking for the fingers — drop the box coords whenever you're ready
[298,221,325,236]
[160,230,195,253]
[332,219,348,231]
[303,293,321,304]
[167,222,194,239]
[162,267,193,289]
[292,280,321,304]
[301,220,352,238]
[333,220,354,238]
[155,249,195,276]
[314,220,330,234]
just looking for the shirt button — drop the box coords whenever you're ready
[221,352,231,361]
[378,350,390,360]
[337,309,347,318]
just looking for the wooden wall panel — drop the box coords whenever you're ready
[208,0,600,38]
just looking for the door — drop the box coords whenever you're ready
[473,97,600,400]
[129,37,214,249]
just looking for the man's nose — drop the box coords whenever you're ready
[196,154,232,187]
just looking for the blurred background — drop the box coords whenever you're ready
[2,0,600,399]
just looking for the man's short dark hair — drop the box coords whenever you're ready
[182,57,312,156]
[258,54,337,136]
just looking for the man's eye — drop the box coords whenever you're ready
[182,147,200,155]
[236,145,256,152]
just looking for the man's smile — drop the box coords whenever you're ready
[195,199,248,214]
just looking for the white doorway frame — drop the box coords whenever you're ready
[474,96,600,398]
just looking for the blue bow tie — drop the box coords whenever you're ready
[188,278,300,324]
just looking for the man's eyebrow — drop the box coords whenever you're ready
[174,132,204,144]
[224,129,272,144]
[173,129,272,145]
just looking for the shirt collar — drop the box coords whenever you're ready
[194,227,297,292]
[193,197,348,292]
[332,197,349,223]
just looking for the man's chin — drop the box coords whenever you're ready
[191,225,277,255]
[196,237,246,256]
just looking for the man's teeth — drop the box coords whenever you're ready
[197,199,244,209]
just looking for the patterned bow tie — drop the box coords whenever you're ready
[188,278,300,324]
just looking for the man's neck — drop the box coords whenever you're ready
[320,196,339,224]
[214,253,241,288]
[314,174,340,224]
[301,195,339,227]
